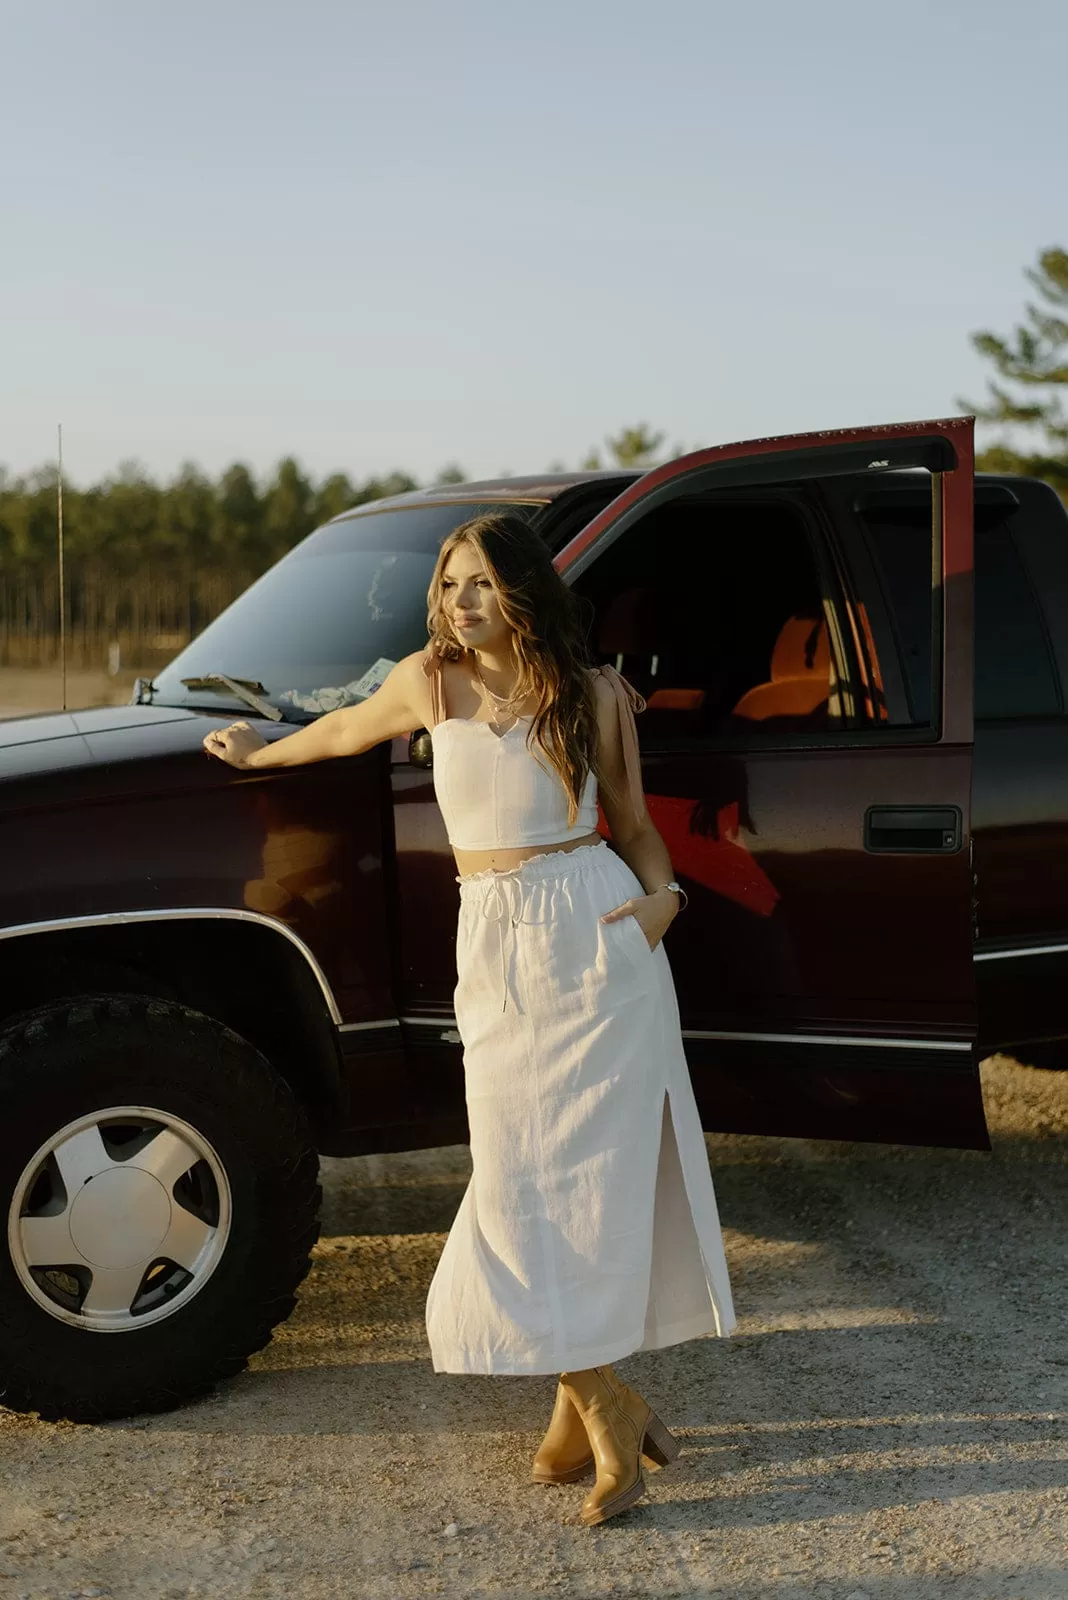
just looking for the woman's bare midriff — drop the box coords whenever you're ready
[453,831,602,880]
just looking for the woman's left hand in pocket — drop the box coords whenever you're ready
[600,889,677,950]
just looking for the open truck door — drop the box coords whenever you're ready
[559,417,986,1149]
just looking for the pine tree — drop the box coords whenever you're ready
[312,472,358,526]
[215,463,265,566]
[960,246,1068,494]
[606,424,665,468]
[578,424,667,473]
[263,457,315,559]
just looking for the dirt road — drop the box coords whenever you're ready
[1,1054,1065,1600]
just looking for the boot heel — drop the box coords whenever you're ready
[641,1410,680,1469]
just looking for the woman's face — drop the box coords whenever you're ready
[440,540,512,654]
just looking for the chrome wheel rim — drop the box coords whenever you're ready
[8,1105,232,1332]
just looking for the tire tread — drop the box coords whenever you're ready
[0,994,323,1422]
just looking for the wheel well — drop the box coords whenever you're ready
[0,919,344,1127]
[976,951,1068,1065]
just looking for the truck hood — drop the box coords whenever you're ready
[0,702,271,808]
[0,704,199,750]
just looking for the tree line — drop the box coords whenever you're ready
[0,426,675,581]
[0,458,422,577]
[1,246,1065,583]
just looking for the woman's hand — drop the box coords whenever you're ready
[600,887,679,950]
[202,721,268,768]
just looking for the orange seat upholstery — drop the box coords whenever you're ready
[595,588,709,730]
[646,687,705,711]
[731,615,830,722]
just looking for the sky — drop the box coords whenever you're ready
[2,0,1065,489]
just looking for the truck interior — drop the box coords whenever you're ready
[573,491,843,740]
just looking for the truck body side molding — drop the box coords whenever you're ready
[0,907,345,1027]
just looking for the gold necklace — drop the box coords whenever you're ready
[474,660,521,726]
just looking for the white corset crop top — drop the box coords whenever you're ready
[422,654,648,852]
[431,715,599,850]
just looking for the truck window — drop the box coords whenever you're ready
[151,501,538,717]
[573,494,850,742]
[861,496,1061,724]
[975,522,1061,719]
[851,492,935,725]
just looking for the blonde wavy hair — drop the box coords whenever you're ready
[426,510,601,825]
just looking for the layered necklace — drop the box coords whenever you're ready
[474,658,525,732]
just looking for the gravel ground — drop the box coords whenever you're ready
[1,1054,1065,1600]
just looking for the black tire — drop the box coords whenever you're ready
[0,994,321,1422]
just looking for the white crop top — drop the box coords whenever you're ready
[432,715,599,850]
[423,653,647,852]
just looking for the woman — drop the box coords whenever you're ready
[204,510,735,1527]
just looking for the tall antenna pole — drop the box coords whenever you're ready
[57,423,67,711]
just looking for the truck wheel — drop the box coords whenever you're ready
[0,995,322,1422]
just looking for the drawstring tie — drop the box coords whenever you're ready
[458,870,530,1012]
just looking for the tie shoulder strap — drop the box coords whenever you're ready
[421,647,449,728]
[594,663,648,823]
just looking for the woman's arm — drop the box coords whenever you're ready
[203,651,432,769]
[592,672,681,947]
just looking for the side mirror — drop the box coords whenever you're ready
[408,728,433,769]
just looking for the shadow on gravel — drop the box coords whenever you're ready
[563,1573,1068,1598]
[318,1107,1066,1244]
[315,1143,1065,1253]
[644,1418,1068,1531]
[156,1320,1067,1437]
[320,1179,471,1235]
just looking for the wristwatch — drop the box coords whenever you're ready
[654,880,688,909]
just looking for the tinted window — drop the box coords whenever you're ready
[152,503,536,717]
[862,499,1061,724]
[974,523,1060,719]
[856,502,934,724]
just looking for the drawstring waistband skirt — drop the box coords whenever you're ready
[456,844,603,1012]
[426,838,736,1376]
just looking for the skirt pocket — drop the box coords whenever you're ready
[600,909,657,986]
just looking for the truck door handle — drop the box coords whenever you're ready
[864,806,961,853]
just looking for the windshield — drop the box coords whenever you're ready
[151,501,540,718]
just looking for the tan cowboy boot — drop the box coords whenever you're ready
[559,1365,680,1526]
[531,1382,596,1483]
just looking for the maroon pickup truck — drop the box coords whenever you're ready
[2,415,1066,1422]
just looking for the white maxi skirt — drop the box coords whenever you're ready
[425,839,736,1374]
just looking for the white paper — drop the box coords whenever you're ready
[277,657,397,715]
[349,657,396,698]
